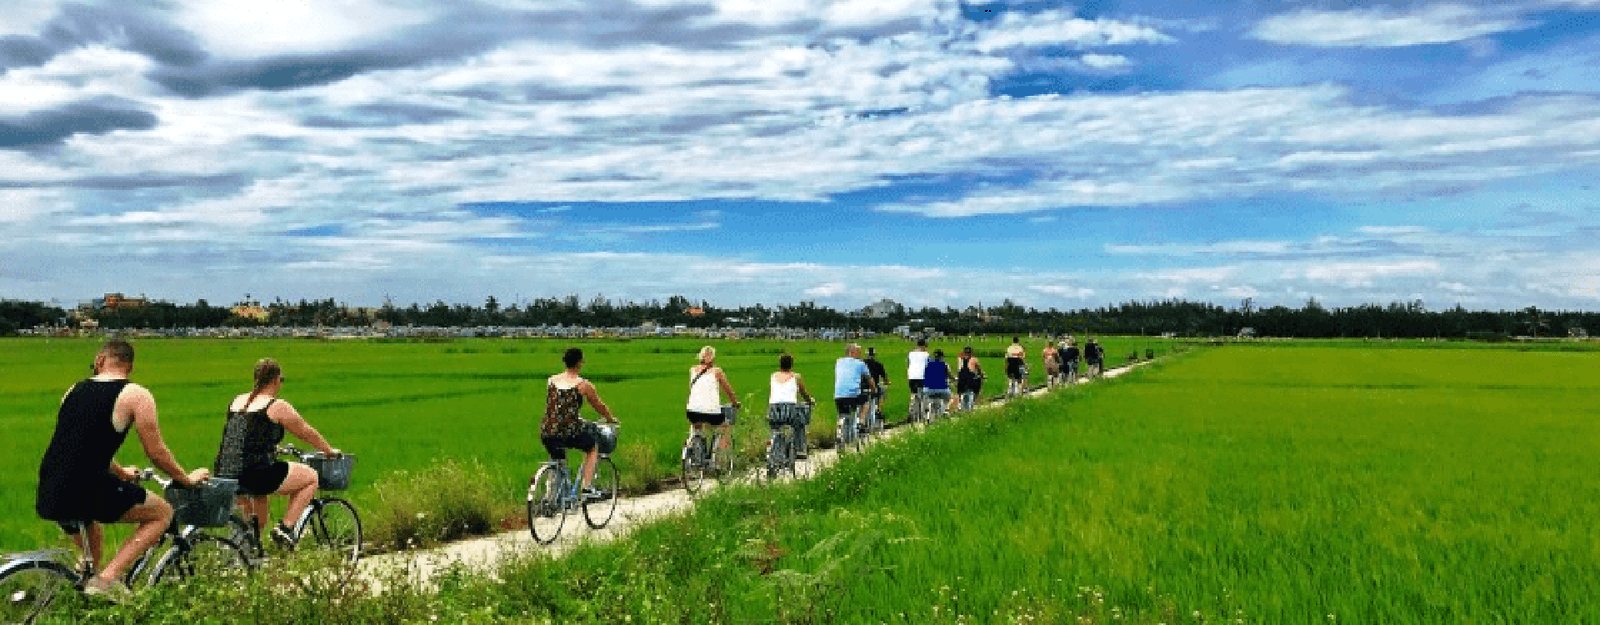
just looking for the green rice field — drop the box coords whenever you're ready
[0,335,1160,553]
[515,342,1600,623]
[7,339,1598,623]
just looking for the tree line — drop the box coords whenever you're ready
[1,295,1593,340]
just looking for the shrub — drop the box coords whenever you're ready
[366,457,510,550]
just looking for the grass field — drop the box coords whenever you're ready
[10,340,1599,623]
[0,334,1166,552]
[501,342,1600,623]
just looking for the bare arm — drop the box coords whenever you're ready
[268,401,338,456]
[579,381,618,423]
[125,386,207,487]
[794,373,815,404]
[714,368,740,406]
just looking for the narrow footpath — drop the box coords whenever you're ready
[361,360,1153,587]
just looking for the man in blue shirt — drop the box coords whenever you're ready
[833,343,877,442]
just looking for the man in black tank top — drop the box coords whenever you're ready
[35,341,211,599]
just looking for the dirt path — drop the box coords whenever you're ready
[360,359,1152,587]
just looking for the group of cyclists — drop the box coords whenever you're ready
[34,341,341,602]
[36,336,1106,603]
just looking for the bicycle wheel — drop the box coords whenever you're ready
[148,532,251,586]
[0,558,80,622]
[527,464,568,544]
[681,435,707,494]
[582,458,620,529]
[226,513,264,562]
[711,432,735,478]
[297,499,362,563]
[764,431,783,481]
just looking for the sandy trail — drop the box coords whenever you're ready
[360,359,1151,587]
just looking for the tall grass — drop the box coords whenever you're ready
[1,335,1173,552]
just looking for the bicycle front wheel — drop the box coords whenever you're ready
[148,532,251,586]
[681,435,708,494]
[297,499,362,563]
[582,458,620,529]
[527,464,568,545]
[0,558,80,622]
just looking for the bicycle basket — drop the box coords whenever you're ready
[164,478,238,527]
[593,423,619,455]
[720,404,739,426]
[307,454,356,490]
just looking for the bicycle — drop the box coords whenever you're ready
[229,445,362,563]
[834,398,865,453]
[921,390,950,423]
[681,406,736,494]
[764,403,811,481]
[860,391,886,440]
[527,423,621,545]
[1,471,249,622]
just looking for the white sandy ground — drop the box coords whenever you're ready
[359,359,1154,589]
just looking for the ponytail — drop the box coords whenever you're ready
[243,358,282,410]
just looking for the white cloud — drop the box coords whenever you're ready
[176,0,438,59]
[1251,4,1530,48]
[1079,53,1133,70]
[1293,260,1443,287]
[966,10,1174,53]
[805,282,848,297]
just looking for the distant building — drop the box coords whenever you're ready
[98,293,148,310]
[230,305,270,322]
[861,299,903,319]
[684,307,705,317]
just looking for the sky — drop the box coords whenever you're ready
[3,0,1600,312]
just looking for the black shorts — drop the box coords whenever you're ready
[833,396,863,415]
[1006,358,1024,380]
[38,475,148,528]
[687,410,726,426]
[908,380,924,393]
[541,431,597,460]
[236,461,291,497]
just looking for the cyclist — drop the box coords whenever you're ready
[1060,339,1081,384]
[833,343,877,439]
[922,349,954,414]
[1041,342,1060,387]
[768,353,816,459]
[540,348,619,501]
[906,338,929,419]
[956,346,985,410]
[35,340,210,600]
[1004,337,1027,395]
[1084,337,1104,379]
[214,358,342,550]
[686,346,739,453]
[863,347,889,428]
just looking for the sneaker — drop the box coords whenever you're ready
[83,577,133,604]
[583,487,609,501]
[269,523,296,551]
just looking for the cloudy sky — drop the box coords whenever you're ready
[4,0,1600,312]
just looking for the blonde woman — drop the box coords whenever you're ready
[214,358,340,549]
[686,346,740,451]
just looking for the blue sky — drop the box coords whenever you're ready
[4,1,1600,311]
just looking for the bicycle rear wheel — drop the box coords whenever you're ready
[582,458,620,529]
[681,435,708,494]
[527,464,568,544]
[0,558,80,622]
[711,433,735,478]
[149,532,250,586]
[298,499,362,562]
[226,512,265,562]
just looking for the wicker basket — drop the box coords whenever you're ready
[720,404,739,426]
[165,478,238,528]
[594,424,619,455]
[307,454,356,491]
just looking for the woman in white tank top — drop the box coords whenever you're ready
[768,353,815,457]
[686,346,740,450]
